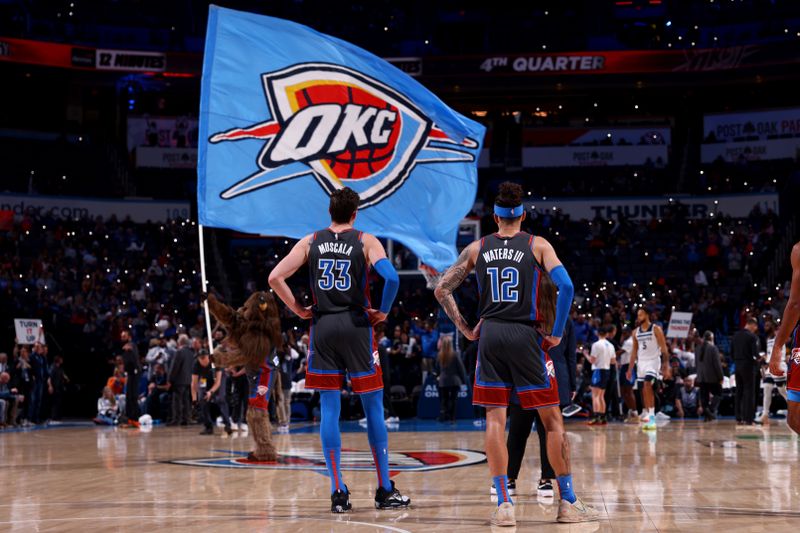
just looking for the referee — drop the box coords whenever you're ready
[492,317,577,498]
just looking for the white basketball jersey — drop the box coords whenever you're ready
[620,337,633,365]
[635,324,660,361]
[765,336,788,378]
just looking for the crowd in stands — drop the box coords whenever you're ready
[0,211,206,425]
[4,0,800,56]
[0,191,793,427]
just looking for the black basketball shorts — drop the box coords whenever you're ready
[306,310,383,394]
[473,319,559,410]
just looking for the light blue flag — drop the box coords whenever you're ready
[198,6,485,272]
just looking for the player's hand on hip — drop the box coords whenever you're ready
[367,308,387,325]
[296,305,313,320]
[464,319,483,341]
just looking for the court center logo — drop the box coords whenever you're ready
[209,63,478,207]
[168,448,486,471]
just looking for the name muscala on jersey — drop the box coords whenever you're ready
[316,242,353,256]
[635,324,661,360]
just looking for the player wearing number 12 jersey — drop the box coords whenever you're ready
[268,187,410,513]
[435,182,598,526]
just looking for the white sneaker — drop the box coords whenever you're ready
[239,423,249,433]
[557,497,600,523]
[639,412,651,422]
[655,412,671,421]
[490,502,516,527]
[473,419,485,427]
[642,415,657,431]
[216,416,225,428]
[387,416,400,423]
[277,425,290,434]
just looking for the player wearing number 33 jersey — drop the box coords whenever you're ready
[268,187,410,513]
[305,227,384,393]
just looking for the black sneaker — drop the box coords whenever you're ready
[537,479,555,498]
[331,487,352,513]
[490,479,517,497]
[375,480,411,509]
[199,428,213,435]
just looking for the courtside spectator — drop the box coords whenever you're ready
[94,386,120,425]
[168,334,194,426]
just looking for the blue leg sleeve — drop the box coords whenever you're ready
[360,390,392,491]
[320,390,344,493]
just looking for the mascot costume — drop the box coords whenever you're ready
[203,291,282,462]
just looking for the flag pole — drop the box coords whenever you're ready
[198,223,215,353]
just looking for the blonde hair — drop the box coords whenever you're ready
[438,335,455,368]
[102,386,117,405]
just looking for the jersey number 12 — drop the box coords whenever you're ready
[487,266,519,303]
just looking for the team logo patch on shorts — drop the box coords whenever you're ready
[792,348,800,365]
[546,359,556,378]
[167,449,486,472]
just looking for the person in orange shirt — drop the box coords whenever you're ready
[106,366,126,396]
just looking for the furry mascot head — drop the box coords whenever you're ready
[205,291,282,371]
[203,291,282,462]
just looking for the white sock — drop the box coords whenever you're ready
[648,408,655,417]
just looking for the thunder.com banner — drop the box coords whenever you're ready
[197,6,485,271]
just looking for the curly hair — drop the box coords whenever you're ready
[495,181,523,207]
[206,291,283,371]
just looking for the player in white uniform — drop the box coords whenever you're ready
[758,320,787,426]
[588,325,616,425]
[618,326,639,423]
[626,308,671,430]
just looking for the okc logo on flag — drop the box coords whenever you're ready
[198,6,485,271]
[209,64,477,207]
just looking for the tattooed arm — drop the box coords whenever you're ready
[434,242,480,340]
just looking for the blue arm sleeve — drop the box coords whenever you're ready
[373,258,399,314]
[549,265,574,338]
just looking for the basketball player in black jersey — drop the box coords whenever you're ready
[435,182,598,526]
[768,241,800,435]
[269,187,410,512]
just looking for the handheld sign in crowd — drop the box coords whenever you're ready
[666,312,693,339]
[14,318,45,345]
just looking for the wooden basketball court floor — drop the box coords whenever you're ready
[1,419,798,532]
